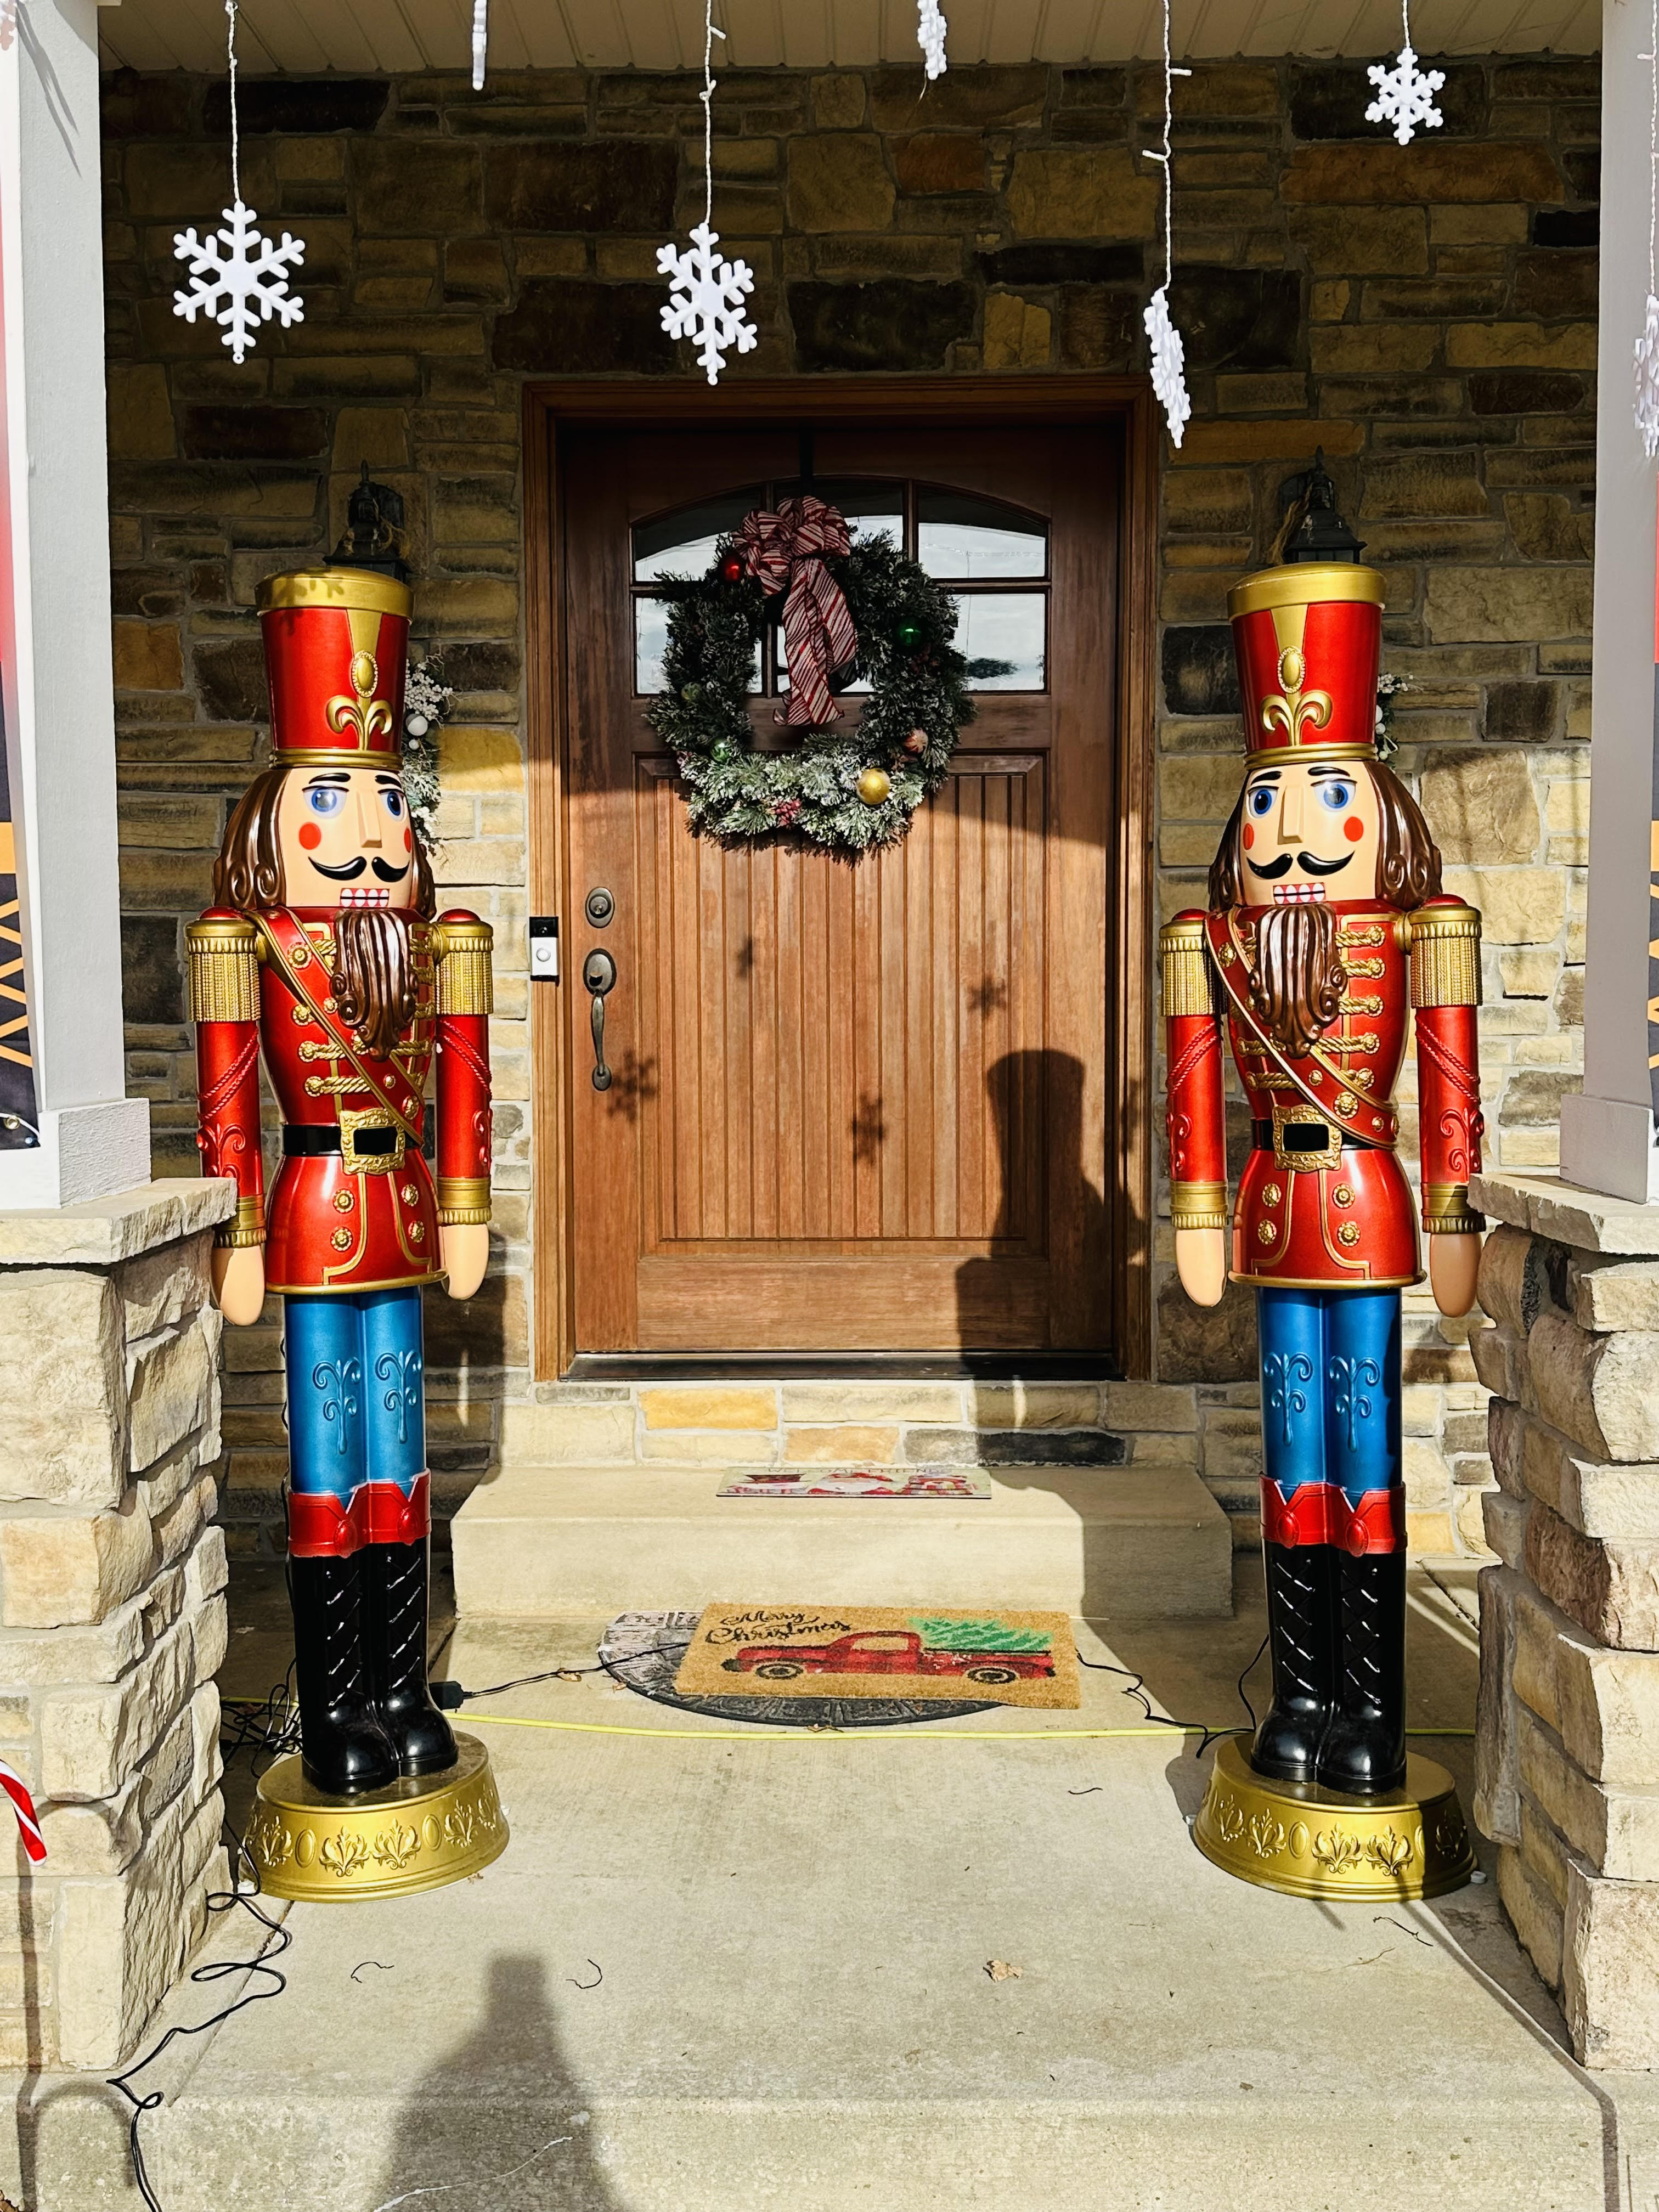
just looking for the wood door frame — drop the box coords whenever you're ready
[523,375,1160,1382]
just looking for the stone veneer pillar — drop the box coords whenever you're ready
[1472,1167,1659,2068]
[0,1179,233,2069]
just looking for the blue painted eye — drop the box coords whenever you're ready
[1318,781,1353,811]
[381,788,405,819]
[1248,787,1274,816]
[307,787,345,817]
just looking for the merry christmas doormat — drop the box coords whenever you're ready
[673,1605,1080,1709]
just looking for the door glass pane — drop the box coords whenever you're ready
[771,477,905,549]
[918,489,1047,580]
[633,489,764,581]
[953,594,1046,690]
[636,596,761,697]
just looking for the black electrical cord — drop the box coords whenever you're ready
[1074,1632,1267,1758]
[106,1836,291,2212]
[433,1645,688,1706]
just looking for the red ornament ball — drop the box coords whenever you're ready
[902,728,928,755]
[719,554,744,583]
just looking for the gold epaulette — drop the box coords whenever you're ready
[186,914,261,1025]
[1160,914,1215,1019]
[433,917,494,1018]
[1409,901,1481,1011]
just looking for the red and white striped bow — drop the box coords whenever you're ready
[0,1759,43,1864]
[737,496,858,730]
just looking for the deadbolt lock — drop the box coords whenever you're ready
[585,888,615,928]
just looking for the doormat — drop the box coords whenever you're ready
[716,1469,991,1501]
[673,1605,1080,1709]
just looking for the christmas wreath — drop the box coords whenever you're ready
[646,495,975,854]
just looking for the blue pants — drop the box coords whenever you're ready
[1256,1287,1401,1506]
[284,1289,427,1502]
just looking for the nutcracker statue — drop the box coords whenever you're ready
[190,549,507,1899]
[1176,511,1480,1899]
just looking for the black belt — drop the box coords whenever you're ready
[283,1124,399,1158]
[1251,1117,1344,1155]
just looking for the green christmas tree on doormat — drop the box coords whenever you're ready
[909,1616,1053,1655]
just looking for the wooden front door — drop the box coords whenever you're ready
[560,419,1121,1356]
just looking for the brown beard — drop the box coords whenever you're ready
[1251,902,1346,1059]
[331,907,417,1058]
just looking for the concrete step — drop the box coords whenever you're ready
[450,1461,1233,1620]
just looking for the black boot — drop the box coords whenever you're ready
[363,1537,457,1778]
[1318,1549,1408,1797]
[1251,1541,1337,1787]
[288,1553,399,1796]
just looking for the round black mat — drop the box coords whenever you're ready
[599,1610,997,1729]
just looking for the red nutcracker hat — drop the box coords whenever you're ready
[1228,561,1385,766]
[255,565,411,769]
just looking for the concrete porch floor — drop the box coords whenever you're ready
[24,1559,1659,2212]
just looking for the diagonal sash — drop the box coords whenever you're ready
[1204,909,1391,1150]
[255,909,426,1147]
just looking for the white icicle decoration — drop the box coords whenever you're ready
[1144,286,1191,450]
[918,0,948,80]
[172,3,304,364]
[1641,2,1659,455]
[1637,295,1659,460]
[472,0,489,91]
[1365,2,1444,146]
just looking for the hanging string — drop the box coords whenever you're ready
[1650,0,1657,304]
[701,0,725,232]
[1638,0,1659,455]
[224,0,240,206]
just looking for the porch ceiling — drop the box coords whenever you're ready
[98,0,1599,77]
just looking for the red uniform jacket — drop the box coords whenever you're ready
[188,905,493,1294]
[1160,895,1483,1290]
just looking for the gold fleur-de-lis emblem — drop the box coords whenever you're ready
[1248,1811,1286,1858]
[1312,1826,1365,1874]
[326,648,393,749]
[1366,1827,1416,1876]
[373,1822,422,1871]
[320,1829,370,1880]
[1260,646,1333,747]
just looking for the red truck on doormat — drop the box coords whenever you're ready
[721,1629,1054,1685]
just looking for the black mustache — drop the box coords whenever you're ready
[371,856,410,882]
[307,854,366,880]
[1246,850,1353,880]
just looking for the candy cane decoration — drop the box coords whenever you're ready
[0,1759,43,1865]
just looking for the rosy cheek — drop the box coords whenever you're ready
[1242,822,1255,850]
[297,822,323,851]
[404,827,412,851]
[1344,817,1365,844]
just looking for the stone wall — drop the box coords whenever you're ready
[100,57,1597,1554]
[1471,1172,1659,2069]
[0,1182,233,2070]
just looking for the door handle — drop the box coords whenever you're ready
[583,948,617,1091]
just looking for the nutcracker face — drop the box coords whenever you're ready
[274,766,417,912]
[1237,755,1382,906]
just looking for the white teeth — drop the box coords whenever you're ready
[339,886,391,909]
[1271,882,1326,905]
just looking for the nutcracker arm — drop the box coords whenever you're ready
[1409,898,1486,1238]
[187,912,266,1250]
[432,910,494,1229]
[1160,913,1228,1232]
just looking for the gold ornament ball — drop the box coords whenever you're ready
[856,768,892,807]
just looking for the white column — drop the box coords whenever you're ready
[0,0,149,1205]
[1559,0,1659,1201]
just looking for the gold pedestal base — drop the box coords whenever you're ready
[247,1732,507,1902]
[1194,1736,1475,1901]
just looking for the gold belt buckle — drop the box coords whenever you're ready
[1272,1102,1342,1174]
[338,1105,405,1175]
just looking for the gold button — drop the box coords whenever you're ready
[400,1183,417,1204]
[1337,1222,1361,1248]
[290,945,309,967]
[331,1226,352,1250]
[1335,1090,1357,1116]
[291,1004,311,1026]
[324,996,338,1013]
[1333,1184,1354,1207]
[1256,1221,1275,1245]
[1308,1070,1322,1085]
[409,1222,425,1243]
[1261,1182,1282,1207]
[333,1190,353,1212]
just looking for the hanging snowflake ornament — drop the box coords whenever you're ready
[659,223,758,386]
[1365,3,1444,146]
[1637,295,1659,460]
[174,206,305,364]
[1144,286,1191,450]
[918,0,948,80]
[172,3,303,366]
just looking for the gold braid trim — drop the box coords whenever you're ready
[1409,903,1482,1010]
[433,919,495,1017]
[1171,1180,1229,1231]
[187,917,261,1025]
[216,1195,267,1250]
[437,1176,492,1226]
[1423,1181,1485,1235]
[1159,917,1215,1019]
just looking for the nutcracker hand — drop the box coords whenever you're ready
[1175,1226,1227,1308]
[1429,1229,1481,1319]
[441,1221,489,1301]
[210,1243,266,1327]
